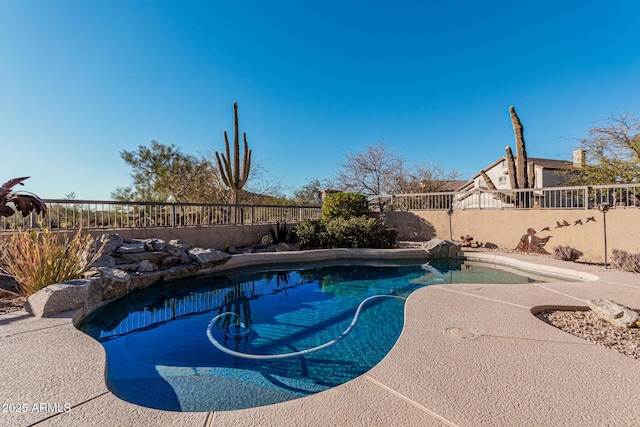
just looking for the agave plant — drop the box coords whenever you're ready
[0,177,47,218]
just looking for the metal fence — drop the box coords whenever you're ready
[2,183,638,231]
[0,199,322,231]
[369,184,640,212]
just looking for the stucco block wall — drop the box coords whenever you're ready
[83,225,271,250]
[379,209,639,263]
[0,225,271,252]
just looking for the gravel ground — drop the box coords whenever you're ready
[536,309,640,360]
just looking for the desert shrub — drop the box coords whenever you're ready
[268,221,291,243]
[0,227,98,296]
[610,249,640,273]
[322,192,369,220]
[294,219,330,249]
[296,217,397,249]
[326,216,397,249]
[552,245,582,262]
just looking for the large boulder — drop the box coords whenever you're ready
[99,234,124,255]
[188,247,231,268]
[422,238,461,259]
[130,270,164,291]
[120,250,169,264]
[117,242,146,254]
[144,238,167,251]
[161,264,201,282]
[137,259,158,272]
[96,267,131,301]
[166,239,193,256]
[24,279,94,317]
[587,299,639,328]
[91,253,116,269]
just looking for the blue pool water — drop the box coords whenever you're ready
[78,259,549,412]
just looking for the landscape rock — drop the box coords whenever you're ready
[160,256,181,268]
[587,299,640,328]
[96,267,131,301]
[180,252,193,264]
[188,247,231,268]
[31,233,241,317]
[422,238,461,259]
[161,264,201,282]
[130,271,164,291]
[91,254,116,269]
[117,242,146,254]
[99,234,124,255]
[144,238,167,251]
[137,259,158,272]
[113,263,139,271]
[25,279,94,317]
[120,250,169,264]
[167,239,193,256]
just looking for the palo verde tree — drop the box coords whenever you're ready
[112,141,225,203]
[215,102,252,205]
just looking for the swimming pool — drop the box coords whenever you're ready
[78,258,553,412]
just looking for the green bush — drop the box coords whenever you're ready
[322,192,369,220]
[294,219,330,249]
[295,217,397,249]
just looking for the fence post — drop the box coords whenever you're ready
[170,204,176,228]
[584,187,589,210]
[30,210,37,228]
[250,206,254,225]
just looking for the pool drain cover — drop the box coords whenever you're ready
[445,327,479,340]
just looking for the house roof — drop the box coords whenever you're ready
[455,156,575,191]
[437,180,469,192]
[527,157,574,170]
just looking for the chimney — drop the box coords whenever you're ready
[573,148,586,167]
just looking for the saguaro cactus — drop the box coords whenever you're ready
[509,105,529,190]
[505,146,518,190]
[215,102,252,205]
[480,106,532,206]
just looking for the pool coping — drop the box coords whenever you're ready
[1,249,639,426]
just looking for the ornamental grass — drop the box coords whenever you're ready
[0,227,98,296]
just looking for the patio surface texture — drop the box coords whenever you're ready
[1,250,639,426]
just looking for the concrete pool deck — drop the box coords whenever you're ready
[1,250,639,426]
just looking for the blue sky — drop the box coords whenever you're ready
[2,1,639,200]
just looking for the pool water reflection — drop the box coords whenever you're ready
[78,259,548,411]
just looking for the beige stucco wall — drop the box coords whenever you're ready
[83,225,272,250]
[379,208,640,263]
[2,210,637,264]
[0,225,272,252]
